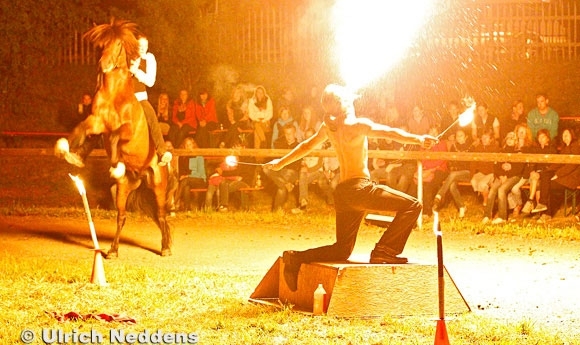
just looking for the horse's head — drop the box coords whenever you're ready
[84,19,140,74]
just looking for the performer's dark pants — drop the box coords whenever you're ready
[295,178,421,263]
[140,100,166,157]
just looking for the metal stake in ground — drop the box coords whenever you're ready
[69,174,107,286]
[433,212,450,344]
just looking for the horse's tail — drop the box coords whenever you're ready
[124,182,161,226]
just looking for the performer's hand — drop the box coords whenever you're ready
[263,158,283,171]
[419,135,438,149]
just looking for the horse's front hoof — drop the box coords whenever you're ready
[104,251,118,259]
[109,162,126,179]
[161,249,172,257]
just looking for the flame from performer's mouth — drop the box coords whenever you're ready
[225,155,238,167]
[331,0,437,90]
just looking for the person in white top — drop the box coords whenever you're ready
[248,85,273,149]
[130,34,171,166]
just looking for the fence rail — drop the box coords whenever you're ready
[2,148,580,165]
[55,0,580,66]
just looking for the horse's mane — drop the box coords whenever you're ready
[83,18,141,62]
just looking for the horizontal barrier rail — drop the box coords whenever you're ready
[2,148,580,164]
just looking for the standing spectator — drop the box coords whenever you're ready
[169,89,196,148]
[175,137,207,212]
[130,34,171,165]
[155,92,171,139]
[472,102,500,146]
[502,100,525,141]
[248,85,273,149]
[527,92,559,141]
[271,106,299,148]
[482,132,526,224]
[470,130,500,207]
[193,88,219,148]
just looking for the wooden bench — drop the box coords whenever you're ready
[190,186,264,210]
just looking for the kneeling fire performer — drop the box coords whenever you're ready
[264,84,438,291]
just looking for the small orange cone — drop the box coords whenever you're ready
[434,319,450,345]
[91,249,108,286]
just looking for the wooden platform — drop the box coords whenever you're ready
[250,258,471,317]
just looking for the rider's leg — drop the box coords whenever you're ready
[140,100,171,165]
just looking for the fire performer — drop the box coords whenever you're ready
[264,84,438,291]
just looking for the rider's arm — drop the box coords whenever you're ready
[133,53,157,87]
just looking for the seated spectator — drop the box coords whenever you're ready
[262,124,301,211]
[319,143,340,206]
[205,151,252,212]
[271,106,299,148]
[415,126,448,217]
[169,89,196,148]
[521,129,557,215]
[407,104,431,136]
[471,102,500,146]
[155,92,171,139]
[532,128,579,222]
[193,87,219,148]
[432,128,473,218]
[221,85,251,148]
[482,132,526,224]
[291,128,324,214]
[175,137,207,212]
[164,140,179,216]
[508,123,535,216]
[296,105,322,142]
[502,100,525,141]
[248,85,273,149]
[369,137,404,187]
[439,100,461,147]
[470,129,500,207]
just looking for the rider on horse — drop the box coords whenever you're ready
[130,34,172,166]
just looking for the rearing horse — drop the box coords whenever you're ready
[56,19,172,257]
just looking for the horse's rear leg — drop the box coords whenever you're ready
[106,180,130,259]
[153,175,172,256]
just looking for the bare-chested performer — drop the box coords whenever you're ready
[264,84,438,291]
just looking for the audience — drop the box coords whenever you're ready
[482,131,526,224]
[175,137,207,212]
[470,130,499,207]
[193,88,219,148]
[527,92,560,141]
[248,85,273,149]
[169,89,197,148]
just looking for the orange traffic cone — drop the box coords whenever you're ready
[91,249,108,286]
[434,319,450,345]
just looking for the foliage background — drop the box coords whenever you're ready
[1,0,580,134]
